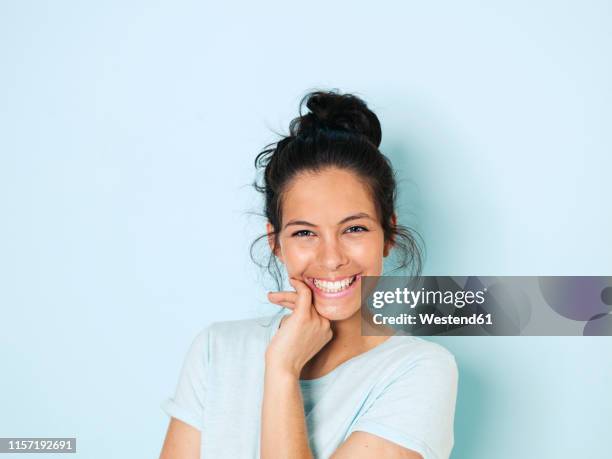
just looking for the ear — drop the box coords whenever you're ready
[383,213,397,258]
[266,222,284,264]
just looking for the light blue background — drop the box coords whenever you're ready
[1,1,611,458]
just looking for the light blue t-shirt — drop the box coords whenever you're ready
[161,312,458,459]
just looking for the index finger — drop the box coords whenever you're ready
[267,291,298,306]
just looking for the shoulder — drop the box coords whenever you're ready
[206,313,280,341]
[390,334,456,360]
[208,313,279,334]
[347,337,458,459]
[385,335,458,380]
[187,313,281,355]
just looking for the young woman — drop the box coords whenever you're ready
[159,90,458,459]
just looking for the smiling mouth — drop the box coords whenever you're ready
[309,275,359,293]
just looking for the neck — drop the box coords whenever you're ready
[299,308,394,378]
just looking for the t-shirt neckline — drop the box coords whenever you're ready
[268,311,400,387]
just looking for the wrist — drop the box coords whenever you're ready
[264,359,301,381]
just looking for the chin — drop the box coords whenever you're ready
[312,300,360,321]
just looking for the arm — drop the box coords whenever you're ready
[159,417,200,459]
[262,278,333,459]
[331,431,423,459]
[260,366,313,459]
[160,326,210,458]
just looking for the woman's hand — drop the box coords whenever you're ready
[265,277,333,378]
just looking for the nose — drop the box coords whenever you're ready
[316,236,349,272]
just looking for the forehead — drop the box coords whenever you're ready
[282,168,376,221]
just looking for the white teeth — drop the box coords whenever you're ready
[313,276,356,293]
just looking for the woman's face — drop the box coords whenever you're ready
[268,167,393,321]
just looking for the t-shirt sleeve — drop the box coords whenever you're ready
[161,326,211,431]
[348,347,459,459]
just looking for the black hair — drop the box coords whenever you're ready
[250,89,423,294]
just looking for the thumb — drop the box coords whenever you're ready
[288,278,313,316]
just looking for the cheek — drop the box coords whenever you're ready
[347,236,385,262]
[282,242,313,272]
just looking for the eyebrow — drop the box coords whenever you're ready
[283,212,374,230]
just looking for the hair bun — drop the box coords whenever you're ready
[290,90,382,148]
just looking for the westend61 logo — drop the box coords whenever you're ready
[359,276,612,336]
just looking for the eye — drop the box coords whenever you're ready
[345,225,368,234]
[292,229,315,238]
